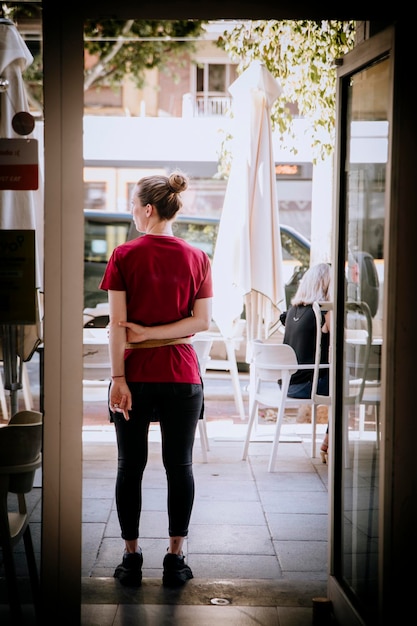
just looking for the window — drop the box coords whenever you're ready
[194,62,238,116]
[84,182,107,211]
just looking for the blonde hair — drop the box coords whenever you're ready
[291,263,332,306]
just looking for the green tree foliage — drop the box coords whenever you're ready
[83,19,205,91]
[217,20,356,162]
[2,4,205,113]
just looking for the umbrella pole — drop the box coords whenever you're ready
[0,324,22,417]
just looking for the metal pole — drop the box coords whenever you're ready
[0,324,23,416]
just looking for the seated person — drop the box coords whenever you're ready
[280,263,331,462]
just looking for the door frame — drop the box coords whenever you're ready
[41,6,405,624]
[328,23,415,625]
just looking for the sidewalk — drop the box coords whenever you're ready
[1,365,331,625]
[80,375,330,625]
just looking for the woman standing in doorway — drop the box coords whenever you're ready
[100,171,213,587]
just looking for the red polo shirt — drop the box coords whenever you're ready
[100,234,213,383]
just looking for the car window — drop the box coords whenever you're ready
[172,219,218,258]
[127,215,219,259]
[84,214,133,310]
[280,227,310,267]
[84,211,311,311]
[85,216,131,263]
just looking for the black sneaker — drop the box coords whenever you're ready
[162,552,193,588]
[114,550,143,587]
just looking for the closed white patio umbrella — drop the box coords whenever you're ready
[212,60,286,361]
[0,18,38,229]
[0,18,42,416]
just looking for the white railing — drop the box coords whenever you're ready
[182,93,232,117]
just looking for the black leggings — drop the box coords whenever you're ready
[112,382,203,541]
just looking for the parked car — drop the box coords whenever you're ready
[84,209,311,314]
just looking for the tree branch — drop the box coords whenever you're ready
[84,20,134,91]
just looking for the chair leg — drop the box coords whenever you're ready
[0,534,23,625]
[198,419,209,463]
[311,403,317,458]
[224,339,246,420]
[268,400,285,472]
[242,399,258,460]
[23,525,42,623]
[201,417,210,451]
[358,403,366,438]
[268,375,290,472]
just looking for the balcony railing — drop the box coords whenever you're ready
[182,93,232,117]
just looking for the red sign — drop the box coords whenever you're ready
[0,138,39,190]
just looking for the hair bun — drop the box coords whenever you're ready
[168,171,188,193]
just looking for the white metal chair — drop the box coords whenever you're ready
[345,301,380,447]
[195,324,246,421]
[242,302,330,471]
[192,334,214,463]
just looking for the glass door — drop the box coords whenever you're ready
[333,44,392,624]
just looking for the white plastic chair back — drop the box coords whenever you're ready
[192,336,213,375]
[250,341,298,383]
[243,302,331,470]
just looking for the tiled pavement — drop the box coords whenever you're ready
[1,369,331,625]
